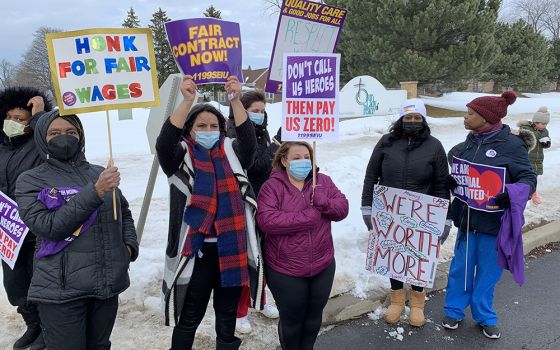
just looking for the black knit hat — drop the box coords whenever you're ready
[0,86,53,119]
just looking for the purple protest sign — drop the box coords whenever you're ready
[165,18,243,84]
[266,0,347,94]
[285,55,337,99]
[282,53,340,142]
[451,157,506,212]
[0,190,29,269]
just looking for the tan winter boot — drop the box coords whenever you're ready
[384,289,406,324]
[409,290,426,327]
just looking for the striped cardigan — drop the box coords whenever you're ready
[159,135,264,326]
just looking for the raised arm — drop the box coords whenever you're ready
[156,75,196,176]
[228,76,256,168]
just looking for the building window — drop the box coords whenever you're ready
[265,92,274,100]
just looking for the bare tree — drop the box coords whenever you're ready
[262,0,325,15]
[541,1,560,39]
[513,0,559,36]
[15,26,61,97]
[263,0,283,14]
[0,59,16,89]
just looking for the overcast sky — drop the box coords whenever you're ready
[0,0,518,69]
[0,0,280,69]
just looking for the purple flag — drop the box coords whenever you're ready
[36,187,97,259]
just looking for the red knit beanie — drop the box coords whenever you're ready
[466,91,517,124]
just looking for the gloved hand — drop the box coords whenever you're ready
[494,191,510,209]
[361,206,373,230]
[272,127,282,145]
[445,174,459,191]
[439,220,452,244]
[539,136,551,147]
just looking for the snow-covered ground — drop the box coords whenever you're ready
[1,92,559,349]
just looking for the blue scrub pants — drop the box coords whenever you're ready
[444,230,503,326]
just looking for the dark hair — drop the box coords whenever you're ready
[183,103,226,136]
[228,90,267,126]
[0,86,53,119]
[240,90,265,110]
[272,141,314,171]
[383,116,431,151]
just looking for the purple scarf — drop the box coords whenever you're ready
[36,187,97,259]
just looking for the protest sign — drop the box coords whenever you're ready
[266,0,347,93]
[450,157,506,212]
[365,186,450,288]
[0,191,29,270]
[165,18,242,84]
[281,53,340,141]
[46,28,160,115]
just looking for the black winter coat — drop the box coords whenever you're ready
[361,133,450,207]
[226,117,279,196]
[0,112,46,243]
[15,111,139,304]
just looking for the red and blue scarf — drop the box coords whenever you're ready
[181,137,248,288]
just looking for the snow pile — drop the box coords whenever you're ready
[367,306,386,321]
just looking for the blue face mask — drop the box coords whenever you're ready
[195,131,220,149]
[248,112,265,125]
[288,159,312,180]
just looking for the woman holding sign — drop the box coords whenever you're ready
[361,99,451,327]
[226,90,281,334]
[15,110,138,350]
[156,75,261,350]
[442,92,536,339]
[257,141,348,350]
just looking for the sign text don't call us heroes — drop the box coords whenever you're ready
[282,53,340,142]
[366,186,449,288]
[47,28,160,115]
[0,191,29,270]
[266,0,347,94]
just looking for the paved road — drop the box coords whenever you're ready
[316,250,560,350]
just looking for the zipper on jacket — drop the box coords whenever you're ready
[459,142,482,231]
[402,138,411,188]
[60,251,67,289]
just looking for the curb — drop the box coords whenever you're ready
[322,220,560,326]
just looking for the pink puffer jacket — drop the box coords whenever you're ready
[257,169,348,277]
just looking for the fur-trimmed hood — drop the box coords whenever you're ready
[512,122,537,152]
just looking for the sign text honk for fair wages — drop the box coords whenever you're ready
[170,24,240,67]
[58,35,150,78]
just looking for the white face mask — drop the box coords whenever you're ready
[3,120,27,138]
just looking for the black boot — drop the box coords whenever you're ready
[171,326,195,350]
[216,337,241,350]
[13,324,41,350]
[29,331,46,350]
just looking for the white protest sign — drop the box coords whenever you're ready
[281,53,340,142]
[46,28,160,115]
[365,185,449,288]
